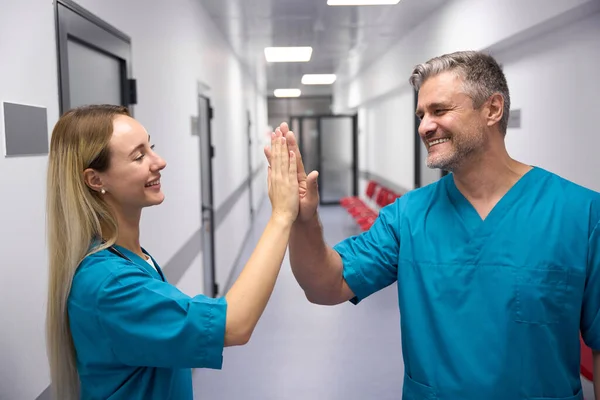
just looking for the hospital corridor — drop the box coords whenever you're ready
[1,0,600,399]
[192,201,403,399]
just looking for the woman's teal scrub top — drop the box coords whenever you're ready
[68,245,227,400]
[334,167,600,400]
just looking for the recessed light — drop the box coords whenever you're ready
[274,89,301,97]
[302,74,337,85]
[327,0,400,5]
[264,47,313,62]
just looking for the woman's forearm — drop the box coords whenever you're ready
[224,215,292,346]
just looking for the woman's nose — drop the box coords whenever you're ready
[151,154,167,171]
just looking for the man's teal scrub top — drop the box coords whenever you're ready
[334,167,600,400]
[68,245,227,400]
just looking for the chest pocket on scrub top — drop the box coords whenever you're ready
[513,266,569,325]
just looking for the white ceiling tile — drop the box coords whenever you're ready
[198,0,448,96]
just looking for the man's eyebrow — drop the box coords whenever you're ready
[415,102,450,116]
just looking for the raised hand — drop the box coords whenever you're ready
[265,123,320,223]
[267,127,299,224]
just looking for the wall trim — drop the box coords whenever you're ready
[358,170,411,195]
[222,193,267,293]
[36,386,50,400]
[214,163,264,228]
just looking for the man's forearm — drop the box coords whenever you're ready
[289,214,345,304]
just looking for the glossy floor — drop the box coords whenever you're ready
[193,200,403,399]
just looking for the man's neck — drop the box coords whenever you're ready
[451,146,531,219]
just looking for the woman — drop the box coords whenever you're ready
[46,104,298,399]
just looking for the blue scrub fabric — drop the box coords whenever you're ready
[334,167,600,400]
[68,245,227,400]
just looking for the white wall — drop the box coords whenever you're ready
[334,0,597,112]
[360,87,415,191]
[499,13,600,192]
[0,0,267,398]
[334,0,599,194]
[0,1,60,398]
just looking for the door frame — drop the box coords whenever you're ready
[54,0,136,114]
[198,94,218,297]
[290,114,358,206]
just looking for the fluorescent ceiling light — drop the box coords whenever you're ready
[264,47,313,62]
[274,89,301,98]
[302,74,337,85]
[327,0,400,5]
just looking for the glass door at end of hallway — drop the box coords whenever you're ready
[290,115,358,206]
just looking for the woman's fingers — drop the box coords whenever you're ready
[271,131,280,177]
[288,150,297,184]
[279,136,288,179]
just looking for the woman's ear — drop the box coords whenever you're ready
[83,168,104,193]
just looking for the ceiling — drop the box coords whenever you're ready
[198,0,448,97]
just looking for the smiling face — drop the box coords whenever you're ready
[415,71,488,171]
[85,115,167,214]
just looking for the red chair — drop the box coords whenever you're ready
[580,335,594,382]
[376,188,390,208]
[341,180,377,209]
[357,213,377,230]
[386,190,401,205]
[348,185,381,217]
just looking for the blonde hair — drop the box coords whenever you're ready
[46,104,130,399]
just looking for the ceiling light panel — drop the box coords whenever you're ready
[264,47,313,62]
[301,74,337,85]
[274,89,302,97]
[327,0,400,5]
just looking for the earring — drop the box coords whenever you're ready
[101,189,106,194]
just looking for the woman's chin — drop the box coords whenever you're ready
[146,193,165,206]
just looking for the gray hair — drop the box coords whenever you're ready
[409,51,511,135]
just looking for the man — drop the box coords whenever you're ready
[267,51,600,399]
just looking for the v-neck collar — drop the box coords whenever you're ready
[112,244,166,281]
[443,166,544,262]
[446,166,541,233]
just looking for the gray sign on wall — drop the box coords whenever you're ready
[508,109,521,129]
[3,102,49,157]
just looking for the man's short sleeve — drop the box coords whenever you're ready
[582,219,600,350]
[333,198,403,304]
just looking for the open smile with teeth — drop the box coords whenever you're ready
[428,138,450,147]
[145,179,160,187]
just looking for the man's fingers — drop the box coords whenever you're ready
[288,151,297,180]
[280,122,289,136]
[284,130,306,175]
[306,171,319,200]
[285,130,298,149]
[285,130,301,160]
